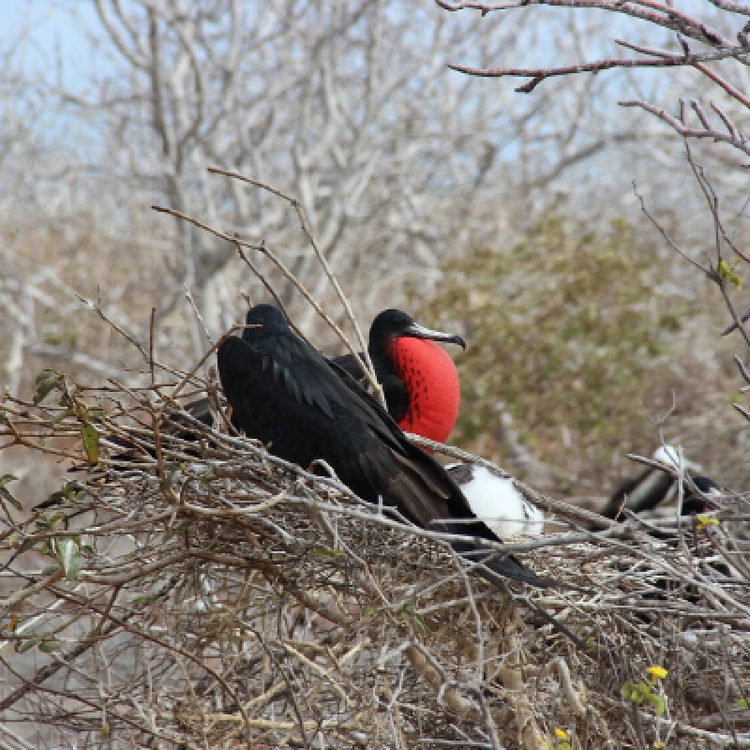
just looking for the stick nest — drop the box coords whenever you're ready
[1,368,750,750]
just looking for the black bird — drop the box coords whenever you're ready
[217,304,546,589]
[181,309,466,444]
[102,309,465,477]
[681,476,721,515]
[602,446,701,520]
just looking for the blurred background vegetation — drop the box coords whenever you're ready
[2,0,750,503]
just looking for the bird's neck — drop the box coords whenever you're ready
[385,337,460,444]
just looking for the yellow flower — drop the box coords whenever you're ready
[554,728,568,739]
[653,742,665,748]
[647,665,668,682]
[696,514,720,530]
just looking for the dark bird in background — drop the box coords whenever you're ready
[217,304,546,589]
[602,446,701,520]
[681,475,722,515]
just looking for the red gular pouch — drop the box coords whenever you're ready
[388,336,461,450]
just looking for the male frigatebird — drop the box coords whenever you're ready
[181,308,465,442]
[217,304,547,589]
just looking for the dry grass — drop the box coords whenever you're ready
[1,359,749,749]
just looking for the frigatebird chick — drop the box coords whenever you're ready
[335,309,466,444]
[602,445,700,520]
[445,464,544,539]
[217,304,547,589]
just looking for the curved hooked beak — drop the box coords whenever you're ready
[404,321,466,350]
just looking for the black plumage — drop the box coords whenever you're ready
[217,304,546,589]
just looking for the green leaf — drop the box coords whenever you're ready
[131,594,158,606]
[46,481,86,506]
[0,474,22,511]
[81,423,100,465]
[18,538,38,554]
[54,537,82,580]
[17,634,44,653]
[622,681,647,703]
[37,511,66,532]
[645,692,666,716]
[717,260,742,290]
[399,603,426,633]
[33,369,64,405]
[38,639,61,653]
[734,698,750,710]
[312,548,345,559]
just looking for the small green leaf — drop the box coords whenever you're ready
[399,603,426,633]
[46,481,86,506]
[81,423,99,465]
[38,639,60,653]
[0,474,22,511]
[33,369,64,404]
[312,548,345,559]
[735,698,750,710]
[622,681,647,703]
[54,537,82,580]
[17,634,44,653]
[131,594,158,606]
[18,538,38,554]
[37,511,66,532]
[645,692,666,716]
[717,260,742,290]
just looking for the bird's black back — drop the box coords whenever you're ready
[330,352,407,421]
[218,305,547,588]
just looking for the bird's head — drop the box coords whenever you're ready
[243,304,290,341]
[368,309,466,354]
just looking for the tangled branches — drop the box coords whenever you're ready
[0,363,749,749]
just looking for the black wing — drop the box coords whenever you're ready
[330,352,407,421]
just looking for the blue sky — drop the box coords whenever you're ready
[2,1,105,90]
